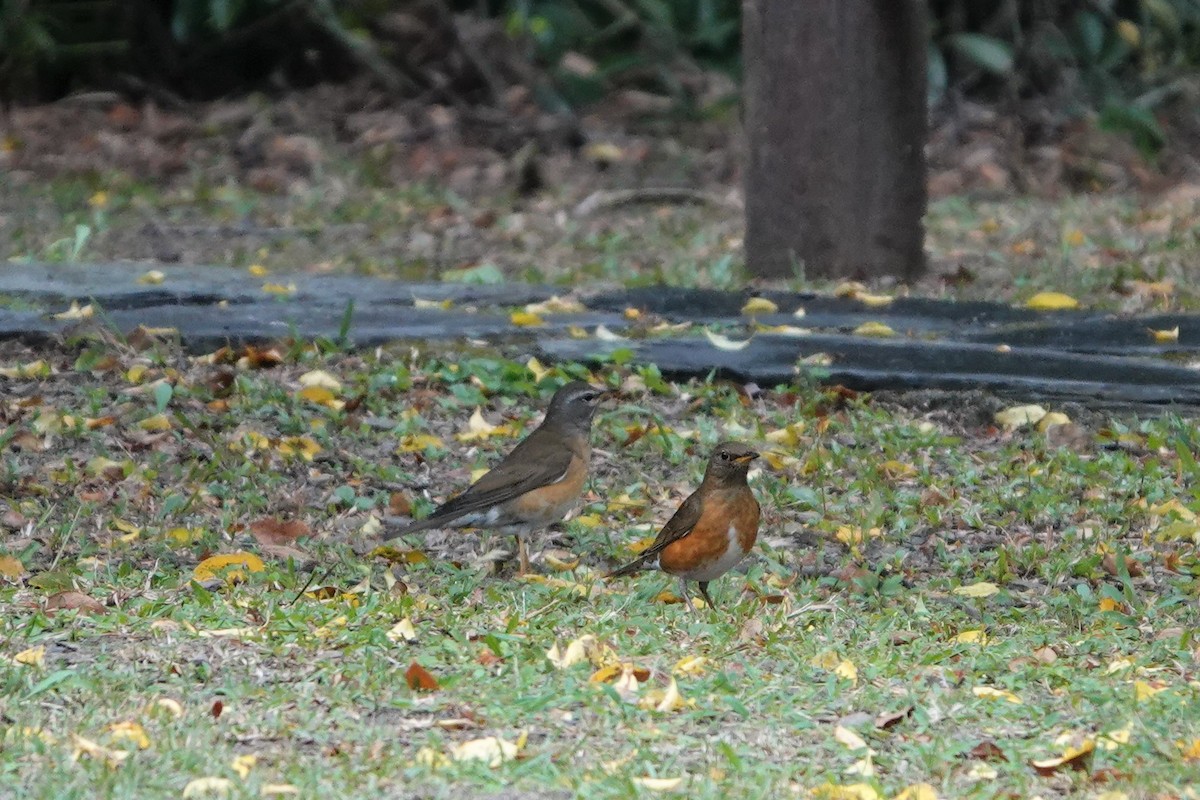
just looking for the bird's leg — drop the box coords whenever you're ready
[517,532,530,576]
[697,581,716,610]
[680,577,696,614]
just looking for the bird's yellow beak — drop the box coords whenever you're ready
[734,452,759,464]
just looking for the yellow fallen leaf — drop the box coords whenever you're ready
[703,328,752,351]
[834,526,881,546]
[151,698,184,719]
[966,763,997,780]
[13,646,45,667]
[543,551,579,571]
[451,735,522,767]
[526,296,585,315]
[456,407,511,442]
[764,423,806,447]
[72,734,129,769]
[526,356,553,383]
[583,142,624,163]
[640,677,690,712]
[1026,291,1079,310]
[1178,739,1200,761]
[413,297,453,310]
[953,629,988,645]
[193,552,266,583]
[568,325,589,338]
[262,282,297,296]
[1064,228,1086,247]
[137,413,173,432]
[1134,680,1167,701]
[810,650,841,670]
[892,785,937,800]
[52,301,94,320]
[856,293,894,308]
[248,264,268,277]
[741,297,779,315]
[880,460,917,479]
[811,782,880,800]
[0,359,50,379]
[182,776,233,797]
[298,385,343,409]
[0,555,26,579]
[260,785,300,797]
[1099,727,1131,749]
[111,518,141,542]
[138,269,166,285]
[757,323,811,337]
[1099,596,1123,612]
[277,436,321,461]
[397,434,445,453]
[612,662,641,702]
[547,634,617,669]
[387,618,418,644]
[834,725,869,751]
[673,656,708,676]
[853,321,896,337]
[1031,738,1095,773]
[993,405,1046,429]
[298,369,341,390]
[1106,658,1134,674]
[1036,411,1071,432]
[231,754,256,779]
[632,777,684,792]
[846,755,875,777]
[1149,326,1180,343]
[972,686,1022,704]
[835,659,859,685]
[510,310,544,327]
[107,721,150,750]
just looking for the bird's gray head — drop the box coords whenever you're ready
[544,380,608,432]
[704,440,759,484]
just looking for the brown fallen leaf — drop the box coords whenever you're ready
[389,492,413,517]
[1,509,29,529]
[405,661,440,692]
[874,707,913,730]
[1102,552,1144,577]
[249,517,312,546]
[968,740,1008,762]
[46,591,106,614]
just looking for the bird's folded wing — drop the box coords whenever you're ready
[388,435,574,538]
[639,490,705,559]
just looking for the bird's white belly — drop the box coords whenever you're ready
[674,522,750,582]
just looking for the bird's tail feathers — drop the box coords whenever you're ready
[381,516,443,541]
[605,557,648,580]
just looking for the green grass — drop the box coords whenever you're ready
[1,341,1198,798]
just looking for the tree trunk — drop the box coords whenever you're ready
[743,0,928,281]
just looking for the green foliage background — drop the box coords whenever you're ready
[4,0,1199,147]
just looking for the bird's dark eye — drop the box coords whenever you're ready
[720,451,729,460]
[582,391,598,403]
